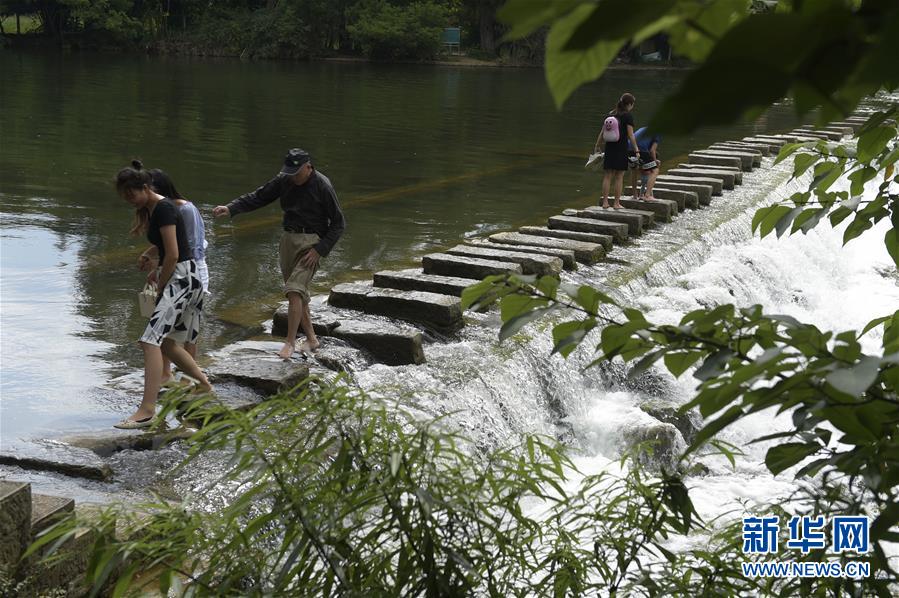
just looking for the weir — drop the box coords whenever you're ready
[0,117,869,583]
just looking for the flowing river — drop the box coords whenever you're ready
[1,49,896,537]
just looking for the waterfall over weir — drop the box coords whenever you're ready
[348,154,898,527]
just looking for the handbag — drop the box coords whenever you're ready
[585,151,604,171]
[138,282,158,318]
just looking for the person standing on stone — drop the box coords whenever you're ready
[628,127,662,201]
[138,168,210,385]
[595,93,640,209]
[115,160,212,429]
[212,148,346,360]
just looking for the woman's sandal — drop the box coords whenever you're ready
[113,416,155,430]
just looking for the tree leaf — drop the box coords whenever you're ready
[545,5,625,108]
[885,228,899,269]
[856,126,895,163]
[765,442,820,476]
[664,351,704,377]
[825,356,881,397]
[752,205,792,238]
[563,0,678,50]
[497,0,582,40]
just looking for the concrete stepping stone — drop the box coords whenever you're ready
[575,207,651,236]
[740,137,784,152]
[664,170,732,191]
[207,341,311,395]
[651,180,713,205]
[62,427,194,458]
[615,197,677,221]
[0,442,112,481]
[518,225,614,250]
[656,174,724,195]
[824,121,860,133]
[1,481,31,570]
[710,143,765,160]
[688,152,742,170]
[487,232,605,264]
[422,252,522,279]
[463,238,577,270]
[675,163,743,185]
[798,125,850,137]
[714,141,770,156]
[326,319,425,365]
[548,214,629,243]
[31,494,75,536]
[693,149,757,170]
[373,268,474,296]
[628,186,697,210]
[273,307,425,365]
[792,128,841,140]
[445,244,564,277]
[329,281,463,334]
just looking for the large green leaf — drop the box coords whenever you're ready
[665,0,752,62]
[545,5,625,108]
[497,0,583,40]
[765,442,820,476]
[857,126,896,163]
[563,0,678,49]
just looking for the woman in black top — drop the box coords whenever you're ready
[596,93,640,209]
[114,160,211,429]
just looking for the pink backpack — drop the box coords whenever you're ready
[602,115,620,142]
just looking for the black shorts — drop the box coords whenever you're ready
[639,151,660,171]
[603,142,629,171]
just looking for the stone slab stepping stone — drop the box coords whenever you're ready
[272,306,426,365]
[0,442,112,481]
[464,238,577,270]
[710,144,765,160]
[793,128,841,140]
[693,149,757,170]
[329,281,463,334]
[547,214,629,244]
[373,269,474,296]
[656,174,724,195]
[652,181,713,205]
[688,152,742,170]
[675,163,743,185]
[207,341,311,395]
[579,207,654,235]
[518,225,614,250]
[665,169,734,190]
[742,136,787,151]
[327,318,425,365]
[62,427,195,457]
[1,481,30,569]
[741,137,784,156]
[824,121,860,133]
[445,244,563,277]
[487,232,605,264]
[422,252,522,279]
[559,209,638,238]
[715,141,770,156]
[628,186,696,210]
[615,198,677,221]
[798,124,851,137]
[31,494,75,535]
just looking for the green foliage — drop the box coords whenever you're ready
[347,0,449,60]
[29,379,815,596]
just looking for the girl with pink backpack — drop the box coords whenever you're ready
[593,93,640,209]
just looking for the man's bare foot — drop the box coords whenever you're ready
[278,341,295,360]
[613,203,623,209]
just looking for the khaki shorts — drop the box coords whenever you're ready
[279,232,320,303]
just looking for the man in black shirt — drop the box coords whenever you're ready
[213,148,346,360]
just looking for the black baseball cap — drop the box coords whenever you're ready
[280,148,311,175]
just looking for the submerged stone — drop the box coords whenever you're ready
[639,399,702,445]
[0,442,112,481]
[207,341,311,395]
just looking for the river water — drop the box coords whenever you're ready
[1,50,896,535]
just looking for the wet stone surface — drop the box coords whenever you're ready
[0,441,112,481]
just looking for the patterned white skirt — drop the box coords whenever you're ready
[140,260,204,346]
